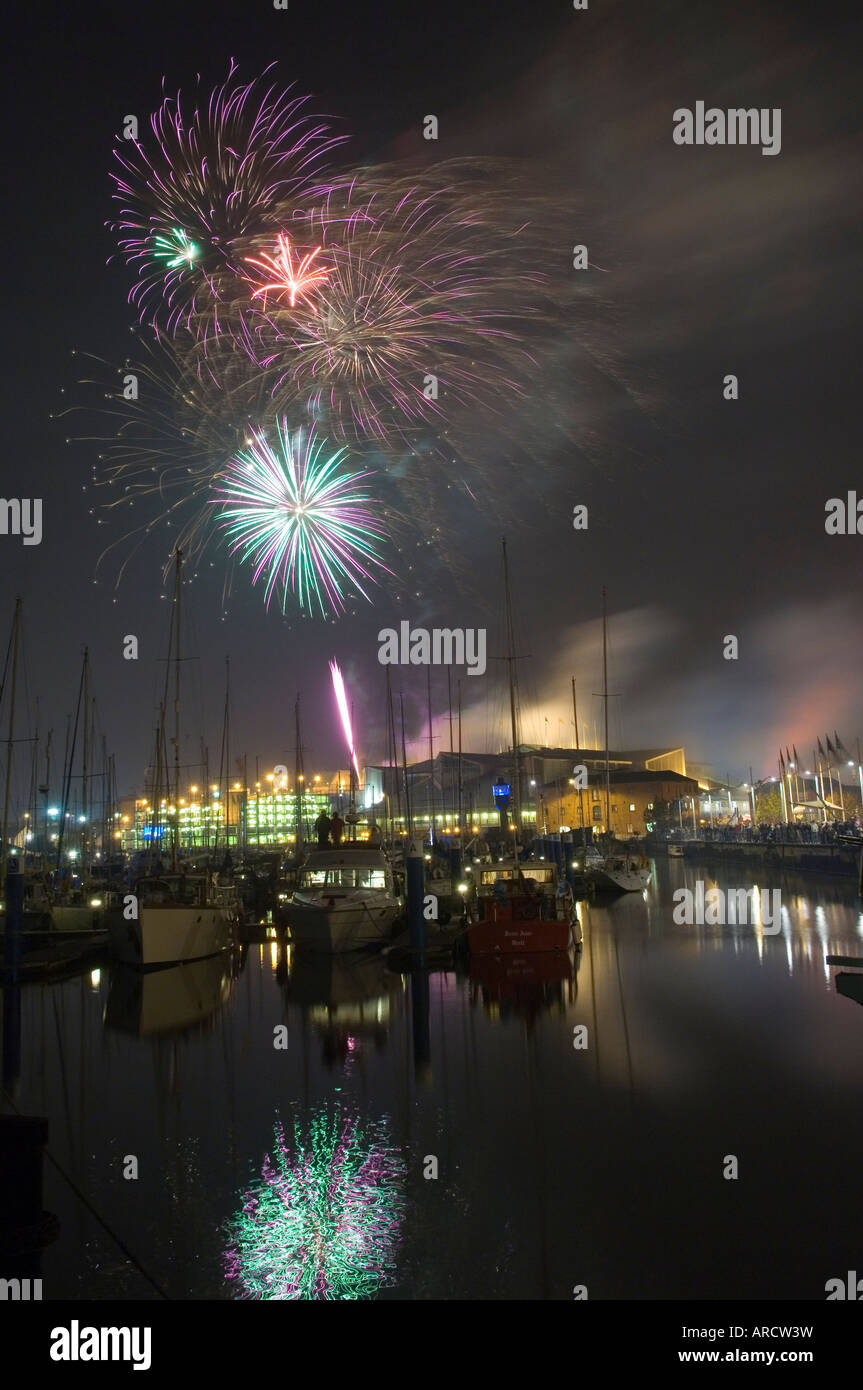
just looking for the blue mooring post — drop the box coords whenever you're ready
[406,839,427,954]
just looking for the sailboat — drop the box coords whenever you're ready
[584,589,651,895]
[106,551,239,968]
[466,540,581,954]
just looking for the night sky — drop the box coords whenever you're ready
[2,0,861,804]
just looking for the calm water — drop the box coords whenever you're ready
[5,856,863,1300]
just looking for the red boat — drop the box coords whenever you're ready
[467,891,573,955]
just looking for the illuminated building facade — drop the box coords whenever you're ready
[119,783,331,853]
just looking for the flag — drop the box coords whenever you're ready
[817,737,826,757]
[779,749,785,773]
[826,735,835,757]
[786,746,792,767]
[834,730,845,753]
[793,744,800,766]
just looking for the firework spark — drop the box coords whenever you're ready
[214,421,391,617]
[223,1108,404,1300]
[245,232,331,310]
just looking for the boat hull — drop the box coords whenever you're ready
[51,904,105,933]
[286,899,400,953]
[107,905,235,969]
[468,908,572,955]
[588,867,651,893]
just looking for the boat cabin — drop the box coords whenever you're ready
[135,875,210,907]
[477,862,557,893]
[298,849,393,893]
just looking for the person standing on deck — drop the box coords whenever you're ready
[330,812,345,847]
[314,810,332,848]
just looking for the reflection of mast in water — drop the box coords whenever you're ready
[224,1106,405,1300]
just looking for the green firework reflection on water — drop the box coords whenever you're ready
[224,1105,405,1299]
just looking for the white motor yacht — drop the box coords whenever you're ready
[286,846,402,952]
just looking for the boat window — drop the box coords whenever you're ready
[303,868,388,889]
[480,869,513,884]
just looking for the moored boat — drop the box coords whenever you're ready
[586,847,651,894]
[468,859,580,954]
[107,872,238,969]
[285,846,402,952]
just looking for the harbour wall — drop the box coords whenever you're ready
[694,841,859,877]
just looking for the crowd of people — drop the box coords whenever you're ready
[697,819,862,845]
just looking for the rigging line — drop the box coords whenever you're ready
[0,1085,170,1300]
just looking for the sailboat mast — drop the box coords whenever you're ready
[457,678,463,871]
[172,550,182,870]
[225,656,231,851]
[572,676,585,830]
[1,597,22,889]
[602,588,611,836]
[426,668,435,847]
[399,691,412,838]
[294,694,304,857]
[82,647,89,869]
[502,539,522,839]
[385,667,401,835]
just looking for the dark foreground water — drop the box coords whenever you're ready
[4,857,863,1300]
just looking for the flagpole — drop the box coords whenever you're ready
[834,735,846,814]
[825,740,836,815]
[778,755,787,821]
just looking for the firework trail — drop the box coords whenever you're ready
[224,1108,405,1300]
[329,659,361,780]
[214,421,392,618]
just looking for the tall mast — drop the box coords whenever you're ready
[385,667,401,835]
[172,550,182,871]
[399,691,412,838]
[426,668,435,846]
[100,733,108,864]
[294,694,304,858]
[502,538,522,839]
[457,678,463,871]
[56,646,86,874]
[572,676,584,830]
[41,727,52,864]
[81,647,89,869]
[224,656,231,851]
[447,668,454,833]
[1,597,22,889]
[242,752,248,858]
[602,587,611,836]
